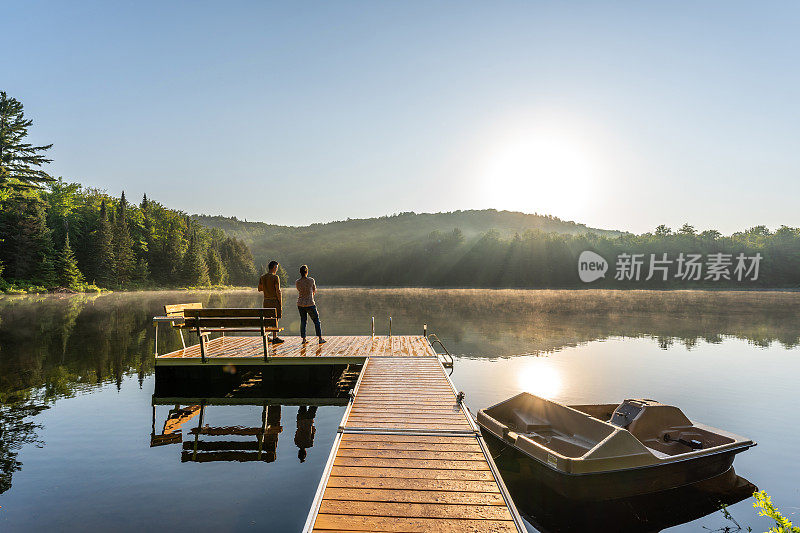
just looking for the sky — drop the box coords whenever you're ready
[3,1,799,234]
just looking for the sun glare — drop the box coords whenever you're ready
[516,362,563,400]
[481,128,604,218]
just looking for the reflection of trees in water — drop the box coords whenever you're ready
[316,288,800,356]
[0,293,164,493]
[2,288,797,397]
[0,294,159,401]
[0,288,797,493]
[0,399,49,494]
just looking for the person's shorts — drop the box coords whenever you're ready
[262,298,282,319]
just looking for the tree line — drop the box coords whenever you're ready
[193,216,800,288]
[0,91,257,292]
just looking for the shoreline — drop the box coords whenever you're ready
[3,285,800,299]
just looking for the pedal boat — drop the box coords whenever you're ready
[477,393,755,500]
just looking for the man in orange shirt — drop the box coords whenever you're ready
[258,260,284,344]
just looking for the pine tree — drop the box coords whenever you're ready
[57,231,84,288]
[139,193,155,283]
[135,256,150,284]
[0,91,54,188]
[206,248,227,285]
[181,233,210,286]
[90,200,115,287]
[164,224,185,284]
[112,192,136,286]
[0,195,55,283]
[219,237,257,285]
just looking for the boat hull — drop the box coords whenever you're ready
[482,429,746,501]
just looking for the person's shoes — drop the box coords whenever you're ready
[318,338,327,344]
[272,337,285,344]
[301,338,308,344]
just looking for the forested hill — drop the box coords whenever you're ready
[195,209,619,243]
[194,210,800,288]
[191,210,630,286]
[194,209,622,264]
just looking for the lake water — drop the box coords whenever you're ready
[1,288,798,532]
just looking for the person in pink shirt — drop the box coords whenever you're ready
[295,264,325,344]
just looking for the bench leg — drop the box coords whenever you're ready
[263,334,269,362]
[197,326,206,363]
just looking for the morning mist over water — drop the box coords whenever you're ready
[1,289,798,531]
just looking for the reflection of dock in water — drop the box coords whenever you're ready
[150,373,343,463]
[151,399,328,465]
[182,405,282,463]
[150,405,201,447]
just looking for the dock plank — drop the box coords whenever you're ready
[318,500,513,520]
[313,514,517,532]
[324,476,502,493]
[336,449,486,461]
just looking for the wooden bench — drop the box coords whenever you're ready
[165,302,204,346]
[153,302,204,355]
[180,308,282,362]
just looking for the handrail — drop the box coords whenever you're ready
[427,333,454,368]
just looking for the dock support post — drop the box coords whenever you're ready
[423,324,427,337]
[389,316,392,337]
[371,316,375,337]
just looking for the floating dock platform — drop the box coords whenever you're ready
[155,335,438,366]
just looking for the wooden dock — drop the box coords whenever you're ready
[155,335,438,366]
[303,350,525,532]
[154,334,524,531]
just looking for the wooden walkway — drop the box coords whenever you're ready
[304,355,525,532]
[155,335,437,366]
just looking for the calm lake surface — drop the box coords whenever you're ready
[1,288,798,532]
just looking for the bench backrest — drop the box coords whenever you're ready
[164,302,203,318]
[183,308,278,330]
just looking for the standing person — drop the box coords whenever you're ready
[296,264,325,344]
[258,260,284,344]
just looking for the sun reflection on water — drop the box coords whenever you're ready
[516,362,563,400]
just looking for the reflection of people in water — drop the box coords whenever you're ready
[258,405,282,462]
[266,405,282,426]
[295,405,317,462]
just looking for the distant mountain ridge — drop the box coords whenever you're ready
[192,209,623,267]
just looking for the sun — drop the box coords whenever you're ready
[480,128,603,218]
